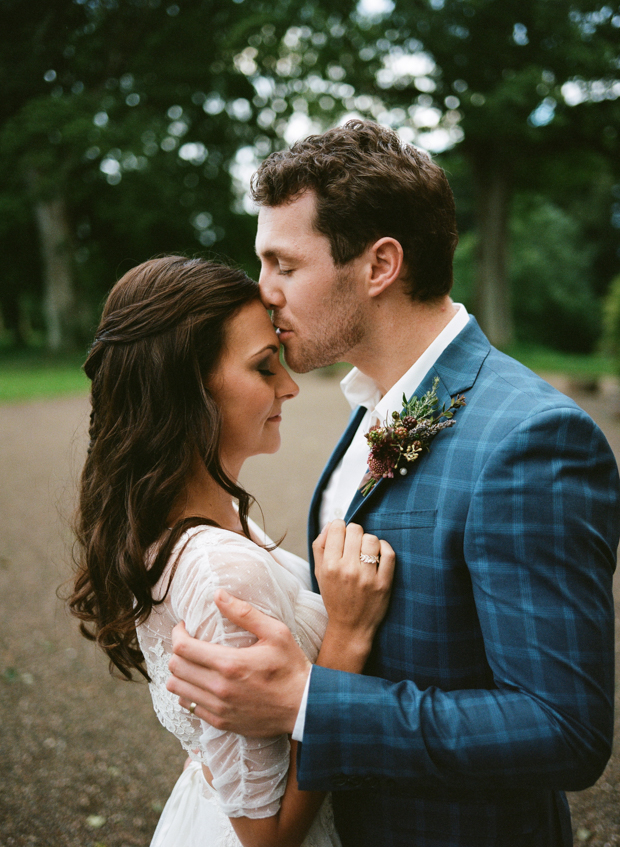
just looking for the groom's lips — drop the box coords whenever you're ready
[275,326,293,342]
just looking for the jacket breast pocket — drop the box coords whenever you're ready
[360,508,438,533]
[358,509,439,580]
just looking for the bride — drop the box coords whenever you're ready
[69,256,395,847]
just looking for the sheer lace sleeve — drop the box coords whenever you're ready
[163,529,299,819]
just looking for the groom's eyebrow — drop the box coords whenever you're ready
[256,246,296,262]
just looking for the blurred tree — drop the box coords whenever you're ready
[0,0,89,348]
[346,0,620,346]
[509,195,601,351]
[452,194,602,353]
[527,146,620,302]
[602,272,620,373]
[0,0,357,349]
[224,0,619,348]
[0,0,263,349]
[2,0,618,353]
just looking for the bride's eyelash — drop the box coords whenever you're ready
[258,361,276,376]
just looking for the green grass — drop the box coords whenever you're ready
[502,343,615,379]
[0,344,616,404]
[0,352,88,403]
[319,345,616,382]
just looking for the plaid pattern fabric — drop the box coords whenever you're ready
[300,318,619,847]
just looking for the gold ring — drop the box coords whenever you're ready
[189,701,197,716]
[360,553,380,565]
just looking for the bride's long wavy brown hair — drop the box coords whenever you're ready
[69,256,261,681]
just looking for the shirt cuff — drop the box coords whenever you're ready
[291,666,312,742]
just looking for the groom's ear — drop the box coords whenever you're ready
[366,237,404,298]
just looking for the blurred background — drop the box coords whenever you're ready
[1,0,620,396]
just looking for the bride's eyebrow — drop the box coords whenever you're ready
[251,344,279,359]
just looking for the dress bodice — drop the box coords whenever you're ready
[136,522,328,819]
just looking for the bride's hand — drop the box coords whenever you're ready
[312,520,395,643]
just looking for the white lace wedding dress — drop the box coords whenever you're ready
[136,521,341,847]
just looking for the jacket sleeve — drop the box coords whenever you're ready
[297,406,618,794]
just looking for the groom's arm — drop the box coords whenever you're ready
[169,405,618,793]
[168,521,395,739]
[296,405,618,793]
[168,592,310,737]
[170,404,618,792]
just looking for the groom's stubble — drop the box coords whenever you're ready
[276,263,367,374]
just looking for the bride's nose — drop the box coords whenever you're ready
[277,369,299,401]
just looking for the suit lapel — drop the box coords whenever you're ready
[309,317,491,575]
[344,317,490,523]
[432,315,490,397]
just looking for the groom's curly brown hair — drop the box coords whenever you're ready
[250,119,459,303]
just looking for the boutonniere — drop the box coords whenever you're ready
[359,377,466,496]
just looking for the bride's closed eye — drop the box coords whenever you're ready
[257,359,276,376]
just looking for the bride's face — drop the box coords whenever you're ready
[208,299,299,473]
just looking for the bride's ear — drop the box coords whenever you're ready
[366,238,404,298]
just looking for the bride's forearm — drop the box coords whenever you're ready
[228,626,374,847]
[229,741,325,847]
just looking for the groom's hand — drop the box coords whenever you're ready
[167,589,311,737]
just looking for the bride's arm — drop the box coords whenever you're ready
[225,740,323,847]
[228,522,395,847]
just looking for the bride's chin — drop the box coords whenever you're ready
[263,435,282,455]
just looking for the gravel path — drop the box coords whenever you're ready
[0,371,618,846]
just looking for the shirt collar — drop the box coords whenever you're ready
[340,304,469,420]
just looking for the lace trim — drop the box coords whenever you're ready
[142,626,208,763]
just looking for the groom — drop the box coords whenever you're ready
[168,121,619,846]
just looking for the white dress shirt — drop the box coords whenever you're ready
[320,304,469,528]
[292,304,469,741]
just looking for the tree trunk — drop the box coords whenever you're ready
[1,295,28,347]
[29,174,76,352]
[470,154,513,348]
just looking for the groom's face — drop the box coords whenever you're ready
[256,190,366,373]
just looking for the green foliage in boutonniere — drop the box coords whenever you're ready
[359,377,466,496]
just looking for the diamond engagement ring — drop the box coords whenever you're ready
[360,553,380,565]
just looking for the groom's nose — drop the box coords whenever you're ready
[259,269,285,310]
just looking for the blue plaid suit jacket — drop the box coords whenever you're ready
[298,317,619,847]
